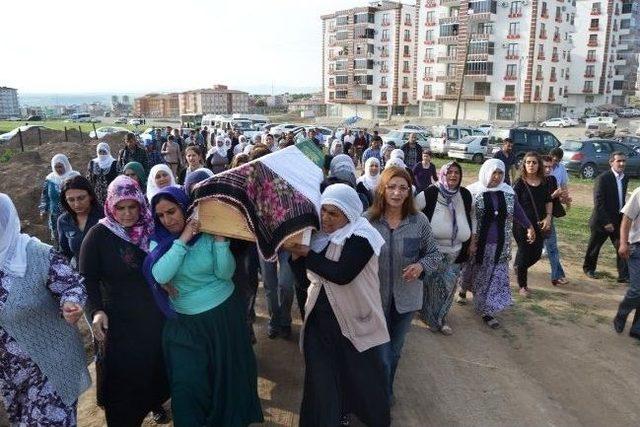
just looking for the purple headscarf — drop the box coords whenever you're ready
[437,161,462,245]
[143,185,198,318]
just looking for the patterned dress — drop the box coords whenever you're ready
[0,251,86,426]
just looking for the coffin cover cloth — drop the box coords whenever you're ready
[193,146,323,262]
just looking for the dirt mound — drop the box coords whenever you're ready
[3,127,93,150]
[0,140,99,242]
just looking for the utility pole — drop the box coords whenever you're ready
[515,56,525,126]
[453,11,473,125]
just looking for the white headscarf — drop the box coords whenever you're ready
[146,164,177,200]
[207,135,229,157]
[385,157,406,170]
[329,154,357,176]
[390,149,405,160]
[243,144,255,155]
[466,158,515,197]
[46,154,77,189]
[330,140,344,156]
[357,157,381,191]
[93,142,116,171]
[310,184,385,256]
[0,193,39,278]
[234,135,247,155]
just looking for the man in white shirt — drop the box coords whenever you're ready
[615,184,640,339]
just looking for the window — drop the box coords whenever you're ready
[403,60,410,72]
[620,19,631,30]
[534,86,541,99]
[335,90,348,99]
[403,76,409,87]
[336,75,349,85]
[587,50,596,61]
[381,92,387,101]
[381,29,389,40]
[336,15,349,25]
[362,90,372,100]
[509,22,519,36]
[336,31,349,40]
[405,12,411,24]
[505,85,516,97]
[589,34,598,45]
[590,19,599,29]
[446,63,457,75]
[424,85,432,96]
[548,87,555,99]
[329,78,335,86]
[335,60,347,71]
[404,29,411,41]
[354,75,373,85]
[592,2,601,14]
[329,92,335,100]
[506,64,517,77]
[474,82,491,96]
[542,134,558,150]
[507,43,519,57]
[447,45,458,56]
[585,65,595,76]
[510,1,523,16]
[382,13,389,25]
[402,92,409,103]
[425,30,434,42]
[354,59,373,69]
[403,45,410,56]
[426,11,435,22]
[584,81,594,92]
[381,76,387,86]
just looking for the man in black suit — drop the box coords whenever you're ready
[583,151,629,282]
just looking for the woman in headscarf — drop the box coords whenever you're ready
[122,161,147,193]
[144,187,263,427]
[356,157,381,206]
[457,159,535,329]
[324,154,370,210]
[39,154,79,245]
[323,139,344,173]
[176,145,204,185]
[233,135,249,156]
[0,193,90,426]
[183,167,214,198]
[57,175,104,265]
[147,163,177,201]
[287,184,390,427]
[512,152,552,297]
[88,142,118,204]
[365,167,440,403]
[380,143,395,168]
[415,162,473,335]
[387,150,415,184]
[205,135,230,174]
[79,176,169,425]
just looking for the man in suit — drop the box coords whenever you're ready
[583,151,629,282]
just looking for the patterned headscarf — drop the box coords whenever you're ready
[437,162,462,245]
[99,175,154,252]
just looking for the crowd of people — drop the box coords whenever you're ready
[1,124,639,427]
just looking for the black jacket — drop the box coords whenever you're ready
[589,169,628,229]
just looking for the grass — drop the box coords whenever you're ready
[0,149,15,163]
[0,120,163,135]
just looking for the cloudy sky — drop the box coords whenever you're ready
[2,0,372,94]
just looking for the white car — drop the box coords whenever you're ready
[381,130,432,149]
[0,125,47,142]
[561,116,579,126]
[476,123,494,134]
[89,126,130,139]
[270,123,301,135]
[540,118,569,127]
[114,117,127,124]
[128,118,144,126]
[447,135,490,164]
[402,124,430,132]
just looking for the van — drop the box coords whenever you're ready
[429,125,479,156]
[487,128,561,159]
[448,135,490,163]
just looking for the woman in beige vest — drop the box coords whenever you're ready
[287,183,390,427]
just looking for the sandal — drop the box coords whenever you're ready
[441,324,453,335]
[519,287,530,297]
[556,277,569,285]
[482,315,501,329]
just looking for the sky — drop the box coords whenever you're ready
[1,0,375,95]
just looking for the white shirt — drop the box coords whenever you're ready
[612,168,625,210]
[621,186,640,244]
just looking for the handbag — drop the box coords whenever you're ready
[524,180,552,239]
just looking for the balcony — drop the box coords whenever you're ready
[553,34,561,42]
[379,99,388,104]
[425,20,437,27]
[586,57,597,63]
[582,87,594,93]
[469,53,492,61]
[591,9,601,16]
[565,73,570,80]
[404,20,412,26]
[541,10,549,19]
[436,93,459,100]
[381,37,390,42]
[550,75,557,82]
[402,83,410,89]
[502,95,516,101]
[436,74,458,82]
[509,12,523,18]
[380,68,389,74]
[403,37,412,42]
[589,26,599,31]
[551,55,559,62]
[470,29,494,41]
[537,53,546,60]
[534,95,542,101]
[588,40,598,47]
[439,16,459,25]
[438,35,459,44]
[463,94,491,101]
[402,68,411,73]
[441,0,460,5]
[437,55,458,63]
[507,33,520,39]
[505,54,520,60]
[380,83,388,89]
[423,57,435,63]
[422,75,434,82]
[549,96,556,102]
[403,52,411,58]
[539,31,547,39]
[423,93,434,99]
[504,75,518,81]
[424,39,435,45]
[469,1,497,20]
[555,15,563,23]
[584,73,595,78]
[425,1,437,7]
[381,20,391,27]
[536,73,544,81]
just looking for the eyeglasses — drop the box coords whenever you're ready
[525,160,538,164]
[66,194,88,204]
[385,184,410,193]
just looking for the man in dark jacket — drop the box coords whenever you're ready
[400,133,423,169]
[583,151,629,282]
[116,133,150,173]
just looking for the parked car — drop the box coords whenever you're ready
[429,125,482,156]
[128,118,144,126]
[0,125,47,142]
[381,129,432,149]
[561,116,580,126]
[114,117,127,124]
[615,135,640,154]
[447,135,490,164]
[89,126,130,139]
[585,123,616,138]
[540,118,569,128]
[475,123,494,134]
[270,123,301,135]
[487,128,561,160]
[562,138,640,179]
[26,115,43,121]
[402,124,430,132]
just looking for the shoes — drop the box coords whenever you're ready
[584,270,596,279]
[267,327,279,339]
[613,314,626,334]
[339,414,351,426]
[617,277,629,284]
[440,324,453,336]
[518,287,530,297]
[152,407,170,424]
[482,315,501,329]
[556,277,570,285]
[456,291,467,305]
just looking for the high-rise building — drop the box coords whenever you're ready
[565,0,637,115]
[415,0,576,122]
[0,87,20,119]
[178,85,249,115]
[322,1,419,120]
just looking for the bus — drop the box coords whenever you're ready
[70,113,91,122]
[180,113,203,127]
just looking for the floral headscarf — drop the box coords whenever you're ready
[99,175,154,252]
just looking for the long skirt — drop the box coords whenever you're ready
[458,243,512,316]
[301,297,390,427]
[421,254,461,330]
[162,292,263,427]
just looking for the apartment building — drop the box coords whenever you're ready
[322,1,418,120]
[566,0,636,116]
[178,85,249,116]
[134,93,179,118]
[0,87,20,119]
[416,0,576,122]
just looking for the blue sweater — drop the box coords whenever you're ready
[151,234,235,315]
